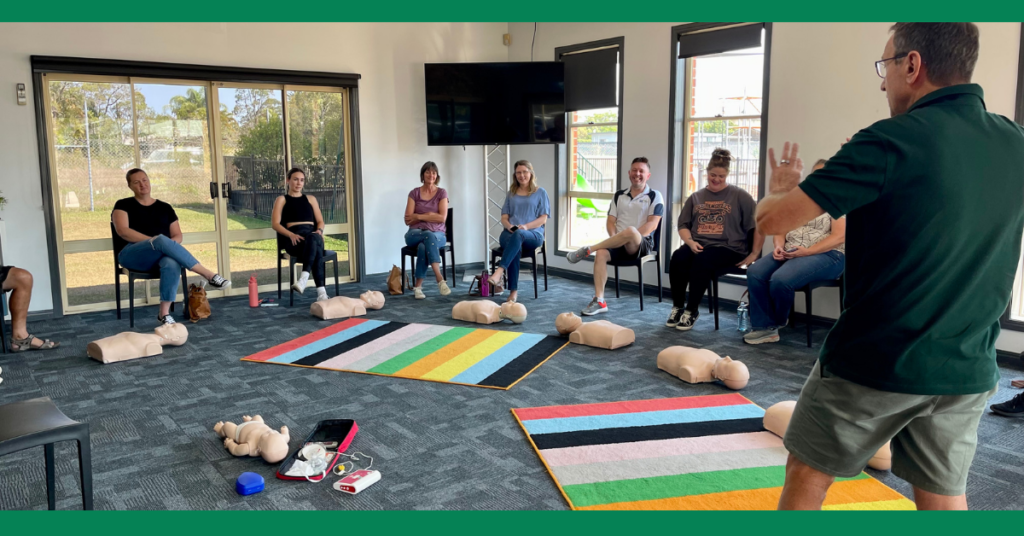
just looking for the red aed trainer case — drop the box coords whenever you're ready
[276,419,358,482]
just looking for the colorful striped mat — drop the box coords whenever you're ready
[242,318,569,390]
[512,393,915,510]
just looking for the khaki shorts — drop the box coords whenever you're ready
[784,362,995,496]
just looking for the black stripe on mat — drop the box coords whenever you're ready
[530,417,765,450]
[477,336,568,388]
[292,321,408,367]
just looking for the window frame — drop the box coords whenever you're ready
[1000,22,1024,332]
[553,37,625,259]
[663,23,772,276]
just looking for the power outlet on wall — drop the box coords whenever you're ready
[503,34,512,46]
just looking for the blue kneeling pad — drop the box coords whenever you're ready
[236,472,265,495]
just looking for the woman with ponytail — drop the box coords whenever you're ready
[668,148,764,331]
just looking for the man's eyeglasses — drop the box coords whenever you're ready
[875,53,908,78]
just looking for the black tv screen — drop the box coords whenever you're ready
[425,62,565,146]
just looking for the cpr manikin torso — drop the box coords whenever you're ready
[87,324,189,364]
[311,291,385,320]
[452,300,527,324]
[657,346,749,390]
[214,415,291,464]
[763,401,892,471]
[555,312,634,350]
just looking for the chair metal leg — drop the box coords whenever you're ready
[708,278,714,314]
[78,433,93,510]
[128,275,136,328]
[410,258,416,289]
[713,278,720,330]
[1,294,7,354]
[180,269,189,320]
[638,265,645,311]
[450,246,456,288]
[45,443,56,510]
[614,266,620,298]
[542,248,548,291]
[333,257,340,296]
[289,259,295,307]
[441,252,448,285]
[532,255,539,299]
[277,253,283,300]
[806,288,813,348]
[401,254,407,292]
[115,273,122,320]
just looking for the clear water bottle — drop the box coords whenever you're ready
[737,301,751,333]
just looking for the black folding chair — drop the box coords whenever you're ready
[277,236,342,307]
[401,207,455,289]
[795,274,845,347]
[607,223,663,311]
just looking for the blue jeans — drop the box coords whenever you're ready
[746,250,845,330]
[404,228,447,282]
[118,235,199,302]
[498,228,544,291]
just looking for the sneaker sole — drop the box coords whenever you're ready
[991,408,1024,418]
[665,321,679,327]
[744,335,780,345]
[676,324,695,331]
[291,285,304,294]
[581,308,608,316]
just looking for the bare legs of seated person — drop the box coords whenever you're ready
[1,266,59,351]
[565,226,646,316]
[118,235,230,325]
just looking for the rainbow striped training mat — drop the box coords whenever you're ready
[242,318,569,390]
[512,393,915,510]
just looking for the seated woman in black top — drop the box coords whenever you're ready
[271,168,329,301]
[113,168,231,326]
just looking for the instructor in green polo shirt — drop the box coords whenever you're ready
[757,23,1024,510]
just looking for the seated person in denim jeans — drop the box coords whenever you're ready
[272,168,329,302]
[404,161,451,300]
[743,159,845,344]
[113,168,231,326]
[487,160,549,303]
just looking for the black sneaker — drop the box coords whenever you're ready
[990,392,1024,418]
[157,314,177,326]
[208,274,232,289]
[666,307,684,327]
[676,310,699,331]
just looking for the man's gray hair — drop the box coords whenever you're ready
[891,23,979,86]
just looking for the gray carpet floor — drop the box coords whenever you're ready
[1,272,1022,510]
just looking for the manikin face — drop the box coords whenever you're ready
[514,165,532,188]
[880,35,912,117]
[706,167,729,192]
[628,162,650,190]
[128,171,151,197]
[288,172,305,193]
[422,168,438,187]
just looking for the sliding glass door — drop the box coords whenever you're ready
[43,75,357,314]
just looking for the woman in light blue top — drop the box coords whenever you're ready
[488,160,550,302]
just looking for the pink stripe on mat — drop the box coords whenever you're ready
[243,318,368,362]
[540,431,782,467]
[515,393,750,421]
[315,323,433,369]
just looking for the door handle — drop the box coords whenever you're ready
[221,182,232,199]
[210,182,219,199]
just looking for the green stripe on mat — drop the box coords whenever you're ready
[368,327,474,375]
[563,465,869,508]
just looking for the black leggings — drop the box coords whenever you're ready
[669,245,747,311]
[284,224,326,287]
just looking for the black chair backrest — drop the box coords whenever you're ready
[650,219,663,258]
[444,207,454,247]
[110,221,128,269]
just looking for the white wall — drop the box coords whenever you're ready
[0,22,509,312]
[508,22,1024,352]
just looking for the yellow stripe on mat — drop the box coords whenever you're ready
[394,329,497,379]
[422,331,521,381]
[576,476,908,511]
[824,499,916,510]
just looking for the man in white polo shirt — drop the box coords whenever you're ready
[567,157,664,315]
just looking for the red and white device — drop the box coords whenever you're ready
[333,470,381,494]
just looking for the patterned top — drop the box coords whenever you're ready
[784,213,845,254]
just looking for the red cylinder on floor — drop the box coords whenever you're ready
[249,274,259,307]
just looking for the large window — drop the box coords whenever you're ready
[1003,24,1024,330]
[35,58,361,315]
[556,38,624,253]
[667,23,770,253]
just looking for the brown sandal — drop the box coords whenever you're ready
[10,335,60,352]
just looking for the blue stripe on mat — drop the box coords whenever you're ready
[522,403,766,435]
[450,333,545,385]
[268,320,389,364]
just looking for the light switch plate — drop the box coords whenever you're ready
[16,83,27,105]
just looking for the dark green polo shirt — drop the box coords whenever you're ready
[799,84,1024,395]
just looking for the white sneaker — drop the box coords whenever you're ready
[316,287,329,302]
[438,280,451,296]
[292,272,309,295]
[413,287,426,300]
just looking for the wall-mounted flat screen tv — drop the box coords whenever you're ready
[425,62,565,146]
